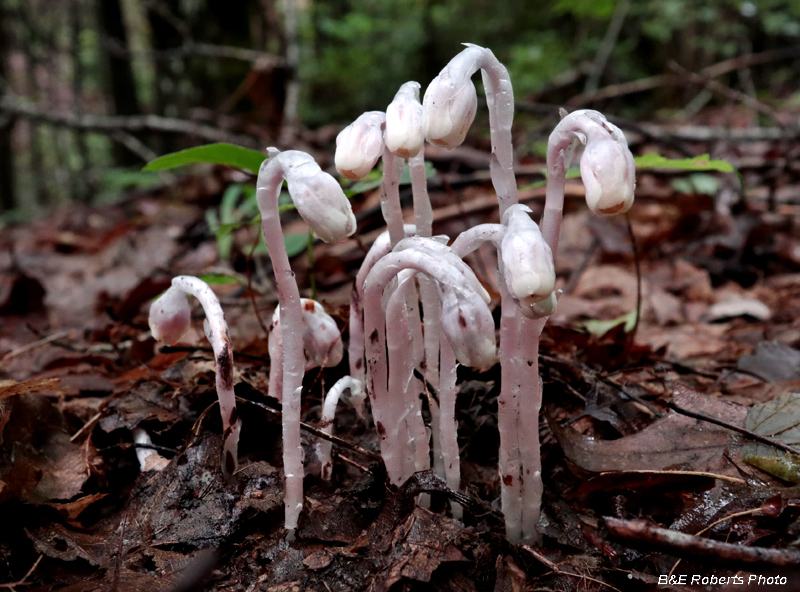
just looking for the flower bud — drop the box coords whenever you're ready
[422,69,477,149]
[500,205,556,319]
[149,285,191,344]
[385,82,424,158]
[439,286,496,368]
[334,111,386,180]
[580,131,635,215]
[280,151,357,243]
[272,298,343,370]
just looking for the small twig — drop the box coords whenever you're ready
[159,344,269,364]
[605,517,800,568]
[1,330,71,361]
[668,507,764,577]
[623,212,641,361]
[598,469,746,485]
[667,61,787,127]
[238,397,382,462]
[0,554,42,590]
[245,230,271,341]
[540,353,662,417]
[522,546,623,592]
[668,389,800,457]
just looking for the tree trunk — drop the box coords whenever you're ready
[96,0,142,166]
[0,1,16,211]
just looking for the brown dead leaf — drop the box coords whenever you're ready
[551,385,746,476]
[1,394,91,504]
[0,377,65,400]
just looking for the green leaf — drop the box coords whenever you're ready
[634,153,735,173]
[197,274,240,285]
[143,143,266,174]
[582,309,637,336]
[284,233,309,258]
[741,392,800,483]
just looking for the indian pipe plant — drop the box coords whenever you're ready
[146,42,636,546]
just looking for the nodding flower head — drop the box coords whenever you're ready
[439,286,496,368]
[560,110,635,216]
[500,205,556,319]
[276,150,357,243]
[385,81,424,158]
[334,111,386,180]
[422,66,477,149]
[149,286,191,344]
[272,298,343,370]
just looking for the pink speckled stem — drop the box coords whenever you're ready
[257,155,305,533]
[171,276,241,481]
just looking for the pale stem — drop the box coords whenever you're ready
[386,272,431,484]
[257,157,305,532]
[439,335,462,519]
[381,149,407,247]
[451,225,528,541]
[453,44,517,217]
[268,319,283,402]
[363,248,481,485]
[317,376,362,480]
[518,316,546,544]
[348,226,416,387]
[410,148,441,388]
[171,275,240,480]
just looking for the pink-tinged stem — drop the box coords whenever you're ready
[257,159,305,533]
[348,226,416,387]
[317,376,363,480]
[381,149,407,247]
[518,316,546,544]
[363,247,489,485]
[410,148,442,389]
[438,335,461,519]
[386,272,431,483]
[171,276,241,480]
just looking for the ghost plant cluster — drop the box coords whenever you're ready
[148,43,635,545]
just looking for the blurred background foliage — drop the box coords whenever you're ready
[0,0,798,218]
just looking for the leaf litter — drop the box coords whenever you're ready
[3,127,800,589]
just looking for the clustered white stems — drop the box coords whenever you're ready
[149,42,637,547]
[256,148,356,533]
[363,238,495,486]
[148,275,241,480]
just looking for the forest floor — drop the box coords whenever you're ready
[2,110,800,591]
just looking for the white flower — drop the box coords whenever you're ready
[500,205,556,319]
[272,299,343,370]
[422,68,477,149]
[385,82,424,158]
[148,285,191,344]
[580,132,636,215]
[280,151,357,243]
[334,111,386,180]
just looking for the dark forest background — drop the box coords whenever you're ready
[1,0,798,217]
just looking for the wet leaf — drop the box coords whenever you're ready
[741,392,800,483]
[737,341,800,383]
[551,385,746,475]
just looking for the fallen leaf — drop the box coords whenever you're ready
[741,392,800,483]
[0,377,65,400]
[551,385,746,475]
[737,341,800,383]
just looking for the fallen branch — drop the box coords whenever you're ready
[604,517,800,568]
[0,96,260,149]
